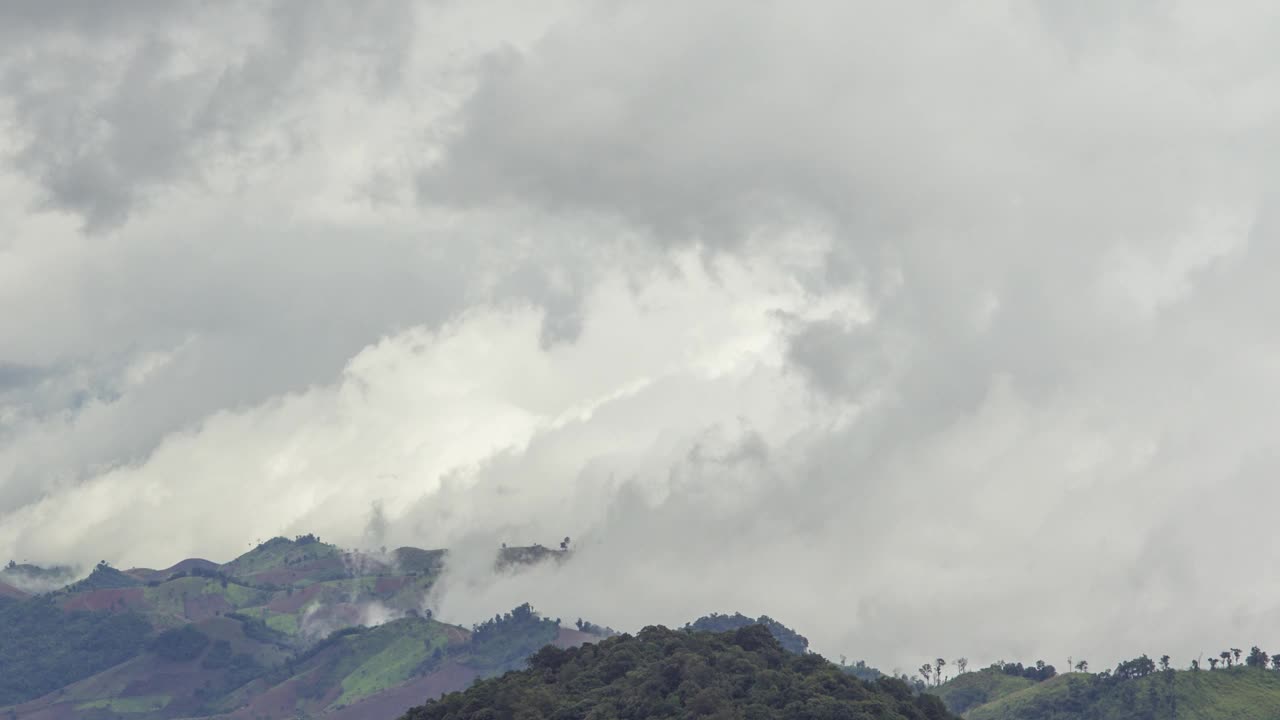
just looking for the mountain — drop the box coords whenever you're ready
[402,624,956,720]
[1,537,607,720]
[936,665,1280,719]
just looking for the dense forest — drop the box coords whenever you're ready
[402,624,955,720]
[682,612,811,656]
[0,595,151,705]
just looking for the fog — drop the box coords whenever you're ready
[3,1,1280,671]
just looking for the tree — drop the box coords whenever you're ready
[1115,655,1156,681]
[1160,655,1171,672]
[1190,659,1200,671]
[1220,651,1232,668]
[918,664,933,686]
[935,658,946,686]
[1246,646,1270,669]
[1271,655,1280,672]
[1232,648,1243,666]
[1209,657,1219,670]
[1075,660,1088,672]
[956,657,968,674]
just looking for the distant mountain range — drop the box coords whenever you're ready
[0,536,593,720]
[8,536,1280,720]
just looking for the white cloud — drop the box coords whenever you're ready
[4,0,1280,674]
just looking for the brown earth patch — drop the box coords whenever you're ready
[267,583,326,613]
[233,675,304,720]
[0,580,30,599]
[443,625,471,646]
[183,592,233,621]
[552,627,598,649]
[61,587,145,612]
[374,576,408,595]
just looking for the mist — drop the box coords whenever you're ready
[4,0,1280,673]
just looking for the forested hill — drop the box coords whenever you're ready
[683,612,810,655]
[401,624,956,720]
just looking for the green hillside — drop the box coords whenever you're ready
[932,668,1037,715]
[959,667,1280,720]
[402,624,956,720]
[209,615,460,717]
[66,562,143,592]
[0,595,151,706]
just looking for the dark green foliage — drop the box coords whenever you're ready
[1112,655,1156,681]
[990,659,1058,682]
[151,624,211,661]
[202,639,234,669]
[574,617,620,637]
[465,603,560,675]
[394,547,447,575]
[495,545,565,571]
[226,611,291,648]
[683,612,811,655]
[842,659,886,682]
[404,625,956,720]
[0,595,150,705]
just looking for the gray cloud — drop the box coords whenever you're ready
[4,0,1280,675]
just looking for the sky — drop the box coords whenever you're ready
[2,0,1280,674]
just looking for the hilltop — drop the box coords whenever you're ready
[402,624,955,720]
[935,662,1280,719]
[1,536,604,720]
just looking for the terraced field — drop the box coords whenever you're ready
[2,538,598,720]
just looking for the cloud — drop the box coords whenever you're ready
[5,0,1280,674]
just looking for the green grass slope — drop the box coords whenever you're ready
[965,667,1280,720]
[933,669,1037,715]
[3,614,294,720]
[211,615,462,719]
[219,536,349,587]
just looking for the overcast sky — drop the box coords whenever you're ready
[3,0,1280,673]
